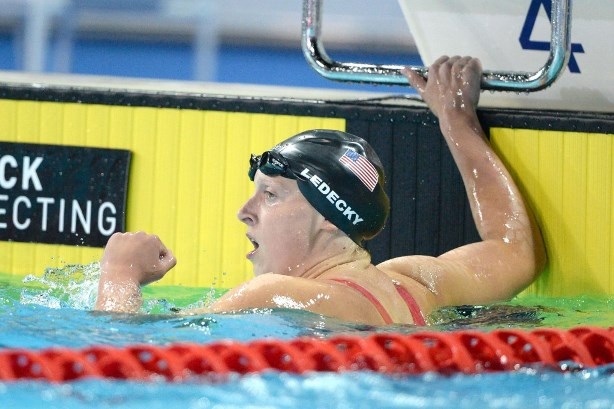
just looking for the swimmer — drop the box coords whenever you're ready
[96,56,546,325]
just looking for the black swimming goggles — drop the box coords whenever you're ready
[248,151,296,181]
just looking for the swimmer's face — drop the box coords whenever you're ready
[237,170,327,276]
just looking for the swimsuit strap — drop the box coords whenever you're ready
[393,283,427,326]
[331,278,427,326]
[330,279,393,324]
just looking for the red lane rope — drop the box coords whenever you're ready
[0,327,612,382]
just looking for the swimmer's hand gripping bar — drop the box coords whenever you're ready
[301,0,571,92]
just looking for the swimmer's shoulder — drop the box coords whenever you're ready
[377,254,444,280]
[376,255,460,313]
[199,273,386,324]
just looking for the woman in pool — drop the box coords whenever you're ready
[96,56,546,325]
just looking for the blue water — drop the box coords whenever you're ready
[2,368,613,409]
[0,266,613,408]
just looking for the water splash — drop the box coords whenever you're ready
[21,262,101,310]
[18,262,208,314]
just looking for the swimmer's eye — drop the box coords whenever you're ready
[264,190,276,200]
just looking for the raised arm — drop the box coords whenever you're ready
[96,232,176,312]
[388,56,546,307]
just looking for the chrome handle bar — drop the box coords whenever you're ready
[301,0,572,92]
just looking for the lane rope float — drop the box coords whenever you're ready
[0,326,612,382]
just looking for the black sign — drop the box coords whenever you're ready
[0,142,131,247]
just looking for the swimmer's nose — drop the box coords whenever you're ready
[237,195,256,226]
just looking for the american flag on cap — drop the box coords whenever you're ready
[339,149,379,192]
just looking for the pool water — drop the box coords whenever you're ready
[2,368,613,409]
[0,264,612,408]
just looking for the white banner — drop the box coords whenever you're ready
[399,0,613,113]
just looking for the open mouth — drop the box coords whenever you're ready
[247,234,259,258]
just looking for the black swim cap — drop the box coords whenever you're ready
[249,129,390,244]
